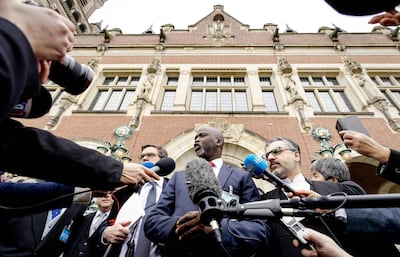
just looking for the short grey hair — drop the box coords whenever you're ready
[310,157,350,182]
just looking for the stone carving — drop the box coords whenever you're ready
[278,57,299,99]
[195,118,243,142]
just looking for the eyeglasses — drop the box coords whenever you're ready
[263,146,295,159]
[139,153,158,159]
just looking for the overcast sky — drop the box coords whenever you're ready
[89,0,380,34]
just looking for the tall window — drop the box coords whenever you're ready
[189,75,248,111]
[89,74,139,111]
[372,75,400,111]
[160,77,178,111]
[260,76,278,112]
[301,75,354,112]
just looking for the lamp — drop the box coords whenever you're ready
[97,125,133,163]
[311,127,352,162]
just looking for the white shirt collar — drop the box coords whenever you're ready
[283,173,310,191]
[210,158,222,169]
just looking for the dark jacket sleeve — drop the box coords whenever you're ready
[309,179,366,195]
[0,19,123,190]
[0,181,76,216]
[376,149,400,185]
[324,0,400,15]
[0,17,41,124]
[0,119,123,190]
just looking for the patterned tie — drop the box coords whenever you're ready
[51,208,61,219]
[89,212,106,237]
[133,181,157,257]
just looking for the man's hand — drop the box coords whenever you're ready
[369,10,400,26]
[287,189,321,199]
[293,228,352,257]
[0,0,75,61]
[38,60,51,83]
[339,130,391,163]
[175,211,212,241]
[120,162,160,186]
[102,221,131,244]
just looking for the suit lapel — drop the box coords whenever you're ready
[217,164,232,189]
[32,212,48,244]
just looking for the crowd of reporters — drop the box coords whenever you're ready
[2,0,400,257]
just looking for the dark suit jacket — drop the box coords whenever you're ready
[261,178,366,257]
[0,203,87,257]
[103,178,169,257]
[144,164,269,257]
[0,181,78,217]
[63,212,111,257]
[343,207,400,257]
[377,149,400,185]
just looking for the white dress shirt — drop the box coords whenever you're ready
[119,177,165,257]
[90,210,110,236]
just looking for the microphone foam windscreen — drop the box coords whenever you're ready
[243,154,268,177]
[185,157,222,204]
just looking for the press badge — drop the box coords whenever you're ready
[221,185,239,205]
[59,220,73,243]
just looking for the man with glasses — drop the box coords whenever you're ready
[101,144,170,257]
[261,137,366,257]
[139,144,168,163]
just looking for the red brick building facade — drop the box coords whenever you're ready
[22,5,400,193]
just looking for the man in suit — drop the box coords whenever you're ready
[0,200,87,257]
[101,144,170,257]
[144,126,269,257]
[261,137,366,257]
[63,192,114,257]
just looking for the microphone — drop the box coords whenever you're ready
[223,198,318,218]
[243,154,296,193]
[280,193,400,209]
[150,157,176,176]
[49,55,94,95]
[142,161,155,169]
[224,193,400,219]
[185,157,223,243]
[9,85,52,118]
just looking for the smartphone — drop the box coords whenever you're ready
[280,217,316,250]
[336,116,370,140]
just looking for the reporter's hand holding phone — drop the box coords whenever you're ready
[339,130,391,163]
[293,228,352,257]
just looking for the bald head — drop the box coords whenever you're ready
[194,126,224,161]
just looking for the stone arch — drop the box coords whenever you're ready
[163,125,267,171]
[162,123,274,193]
[347,154,400,193]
